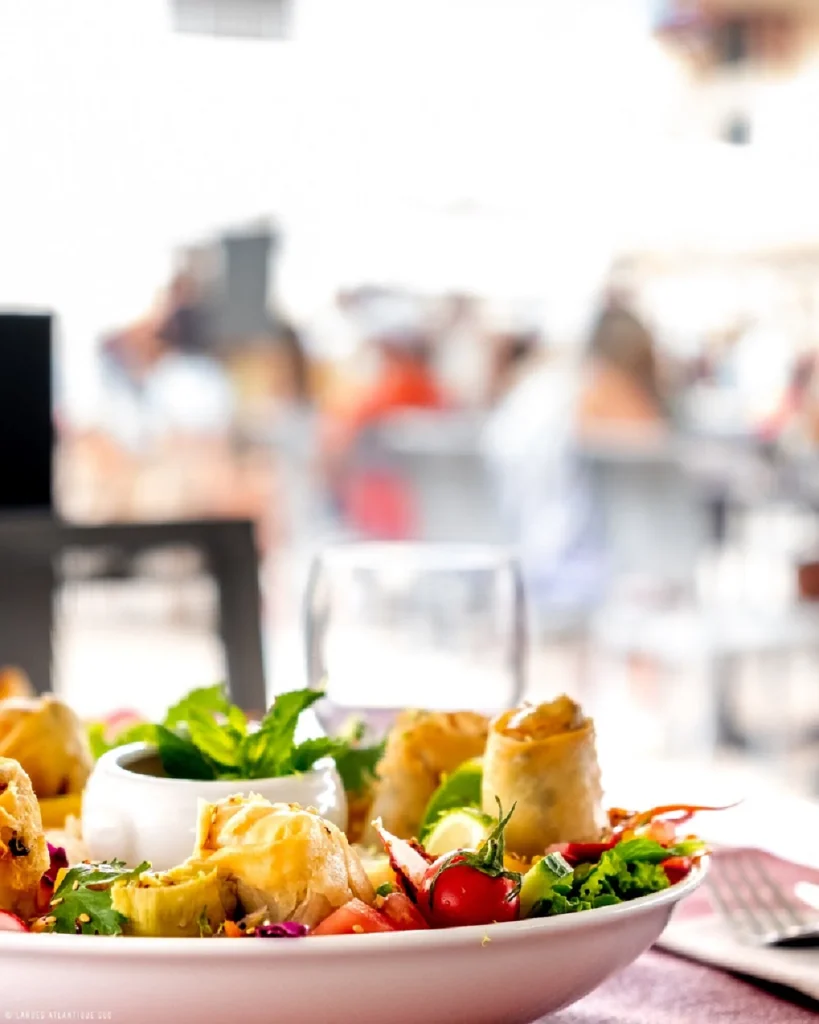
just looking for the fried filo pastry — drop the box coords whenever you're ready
[0,757,50,919]
[0,695,93,801]
[362,709,489,845]
[192,795,374,928]
[481,697,605,860]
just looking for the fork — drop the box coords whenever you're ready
[708,851,819,947]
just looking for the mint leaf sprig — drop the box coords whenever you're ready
[87,685,385,785]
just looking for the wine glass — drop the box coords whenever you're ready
[303,542,527,737]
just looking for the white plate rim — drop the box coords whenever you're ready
[0,859,707,959]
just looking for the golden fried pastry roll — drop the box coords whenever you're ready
[192,795,374,928]
[363,710,489,844]
[0,695,92,799]
[0,757,50,918]
[481,697,605,859]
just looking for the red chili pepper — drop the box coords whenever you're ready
[612,802,741,836]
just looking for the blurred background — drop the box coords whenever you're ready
[4,0,819,802]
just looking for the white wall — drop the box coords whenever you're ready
[0,0,687,420]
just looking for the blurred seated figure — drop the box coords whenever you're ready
[484,308,542,407]
[320,293,450,538]
[577,305,669,439]
[481,320,604,626]
[100,268,234,448]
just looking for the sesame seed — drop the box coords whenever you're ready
[78,914,91,924]
[351,924,364,934]
[72,881,80,891]
[44,916,56,925]
[50,897,63,907]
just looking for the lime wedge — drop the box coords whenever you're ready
[419,758,484,842]
[424,808,495,857]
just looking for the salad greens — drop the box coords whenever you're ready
[521,838,705,918]
[46,860,149,936]
[89,685,383,785]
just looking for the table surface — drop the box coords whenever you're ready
[553,949,819,1024]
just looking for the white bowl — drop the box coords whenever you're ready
[0,863,707,1024]
[82,743,347,871]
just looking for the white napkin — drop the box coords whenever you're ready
[658,913,819,1002]
[656,855,819,1003]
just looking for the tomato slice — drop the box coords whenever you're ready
[549,840,618,865]
[311,899,396,936]
[662,856,692,885]
[378,892,429,931]
[0,911,29,933]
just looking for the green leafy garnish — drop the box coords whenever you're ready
[47,860,149,935]
[86,684,367,784]
[615,836,706,863]
[375,882,396,897]
[334,740,385,795]
[198,907,214,938]
[524,845,675,918]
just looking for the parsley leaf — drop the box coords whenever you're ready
[48,860,149,935]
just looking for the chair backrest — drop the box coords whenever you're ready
[0,313,53,512]
[581,445,709,592]
[0,516,266,710]
[348,412,506,544]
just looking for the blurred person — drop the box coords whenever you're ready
[481,321,605,625]
[321,293,449,467]
[320,293,450,538]
[147,269,235,438]
[432,293,491,407]
[485,325,542,407]
[577,304,670,438]
[761,349,819,446]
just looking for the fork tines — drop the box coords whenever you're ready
[708,851,816,946]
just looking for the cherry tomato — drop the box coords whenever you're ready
[378,892,429,931]
[311,899,395,936]
[421,855,520,929]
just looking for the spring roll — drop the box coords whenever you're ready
[481,697,605,859]
[363,710,489,844]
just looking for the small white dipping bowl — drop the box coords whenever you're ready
[82,743,347,871]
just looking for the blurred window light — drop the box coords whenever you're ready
[170,0,293,39]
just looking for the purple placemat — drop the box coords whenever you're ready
[552,948,819,1023]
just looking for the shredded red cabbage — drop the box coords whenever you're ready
[255,922,308,938]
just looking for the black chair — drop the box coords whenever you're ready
[0,312,266,711]
[0,514,266,711]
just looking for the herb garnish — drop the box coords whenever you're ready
[46,860,149,935]
[88,685,385,785]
